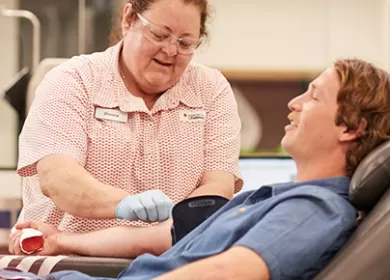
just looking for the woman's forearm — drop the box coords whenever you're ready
[57,221,173,258]
[37,154,129,219]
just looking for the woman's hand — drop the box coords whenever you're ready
[116,190,174,222]
[9,221,62,255]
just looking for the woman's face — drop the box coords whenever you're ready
[121,0,201,94]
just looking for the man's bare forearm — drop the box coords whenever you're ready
[37,154,129,219]
[57,220,173,258]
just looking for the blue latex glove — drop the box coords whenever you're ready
[115,190,174,222]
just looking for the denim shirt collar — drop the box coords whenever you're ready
[271,176,351,199]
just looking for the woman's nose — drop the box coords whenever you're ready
[162,41,178,57]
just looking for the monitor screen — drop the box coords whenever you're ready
[237,157,297,194]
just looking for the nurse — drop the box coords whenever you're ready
[12,0,242,257]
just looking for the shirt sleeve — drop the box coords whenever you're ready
[17,65,89,176]
[234,194,357,280]
[203,71,243,192]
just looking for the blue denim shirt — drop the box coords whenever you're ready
[0,177,357,280]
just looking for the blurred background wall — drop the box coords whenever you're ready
[195,0,389,70]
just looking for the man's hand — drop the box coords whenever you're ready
[116,190,174,222]
[9,221,62,256]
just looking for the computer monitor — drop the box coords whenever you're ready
[238,156,297,194]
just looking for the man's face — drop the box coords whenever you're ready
[281,68,343,160]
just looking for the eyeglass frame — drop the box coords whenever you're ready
[132,12,201,55]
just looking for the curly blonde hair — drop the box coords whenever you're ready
[334,59,390,177]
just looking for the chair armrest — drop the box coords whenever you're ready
[0,255,132,277]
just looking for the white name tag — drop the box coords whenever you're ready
[179,110,206,122]
[95,107,128,123]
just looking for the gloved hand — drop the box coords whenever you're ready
[115,190,174,222]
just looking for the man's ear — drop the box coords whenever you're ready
[339,118,367,142]
[121,3,134,36]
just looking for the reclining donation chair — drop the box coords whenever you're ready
[0,58,389,279]
[314,140,390,280]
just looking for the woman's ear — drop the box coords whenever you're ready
[121,3,134,36]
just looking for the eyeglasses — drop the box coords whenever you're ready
[134,13,200,55]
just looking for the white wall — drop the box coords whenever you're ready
[0,171,21,198]
[0,0,21,201]
[0,0,19,169]
[194,0,389,71]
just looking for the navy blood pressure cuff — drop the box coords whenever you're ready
[171,195,229,245]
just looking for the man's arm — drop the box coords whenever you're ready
[11,220,172,258]
[189,171,235,199]
[154,246,270,280]
[58,220,172,257]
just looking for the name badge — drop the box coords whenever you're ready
[95,107,128,123]
[179,110,206,122]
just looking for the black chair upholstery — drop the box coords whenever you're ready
[349,140,390,211]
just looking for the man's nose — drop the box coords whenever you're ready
[288,94,303,112]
